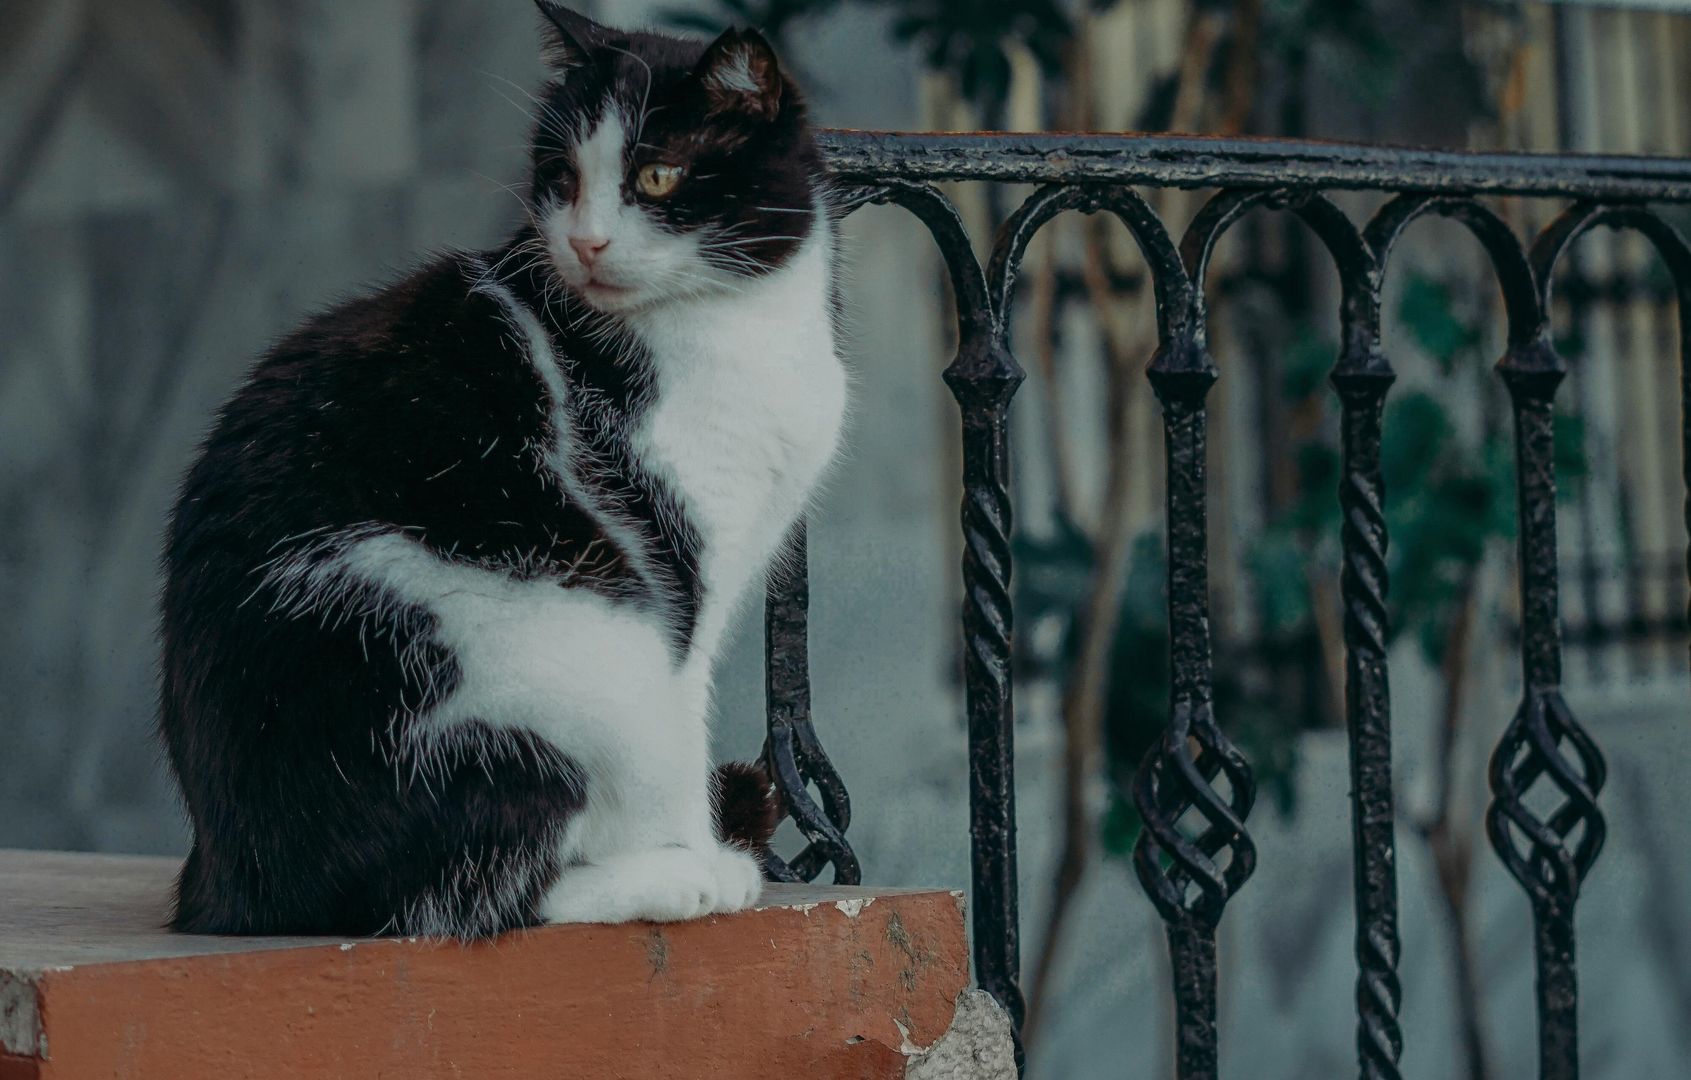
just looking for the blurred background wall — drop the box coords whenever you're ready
[1,1,1688,1077]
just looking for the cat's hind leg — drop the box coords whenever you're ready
[344,535,760,926]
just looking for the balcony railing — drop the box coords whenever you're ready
[759,129,1691,1080]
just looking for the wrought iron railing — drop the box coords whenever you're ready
[759,130,1691,1080]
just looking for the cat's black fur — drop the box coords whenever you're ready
[160,3,808,937]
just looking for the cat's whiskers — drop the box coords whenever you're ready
[480,71,574,144]
[472,172,540,222]
[481,236,551,286]
[702,222,755,245]
[700,256,763,282]
[701,234,808,247]
[659,265,746,298]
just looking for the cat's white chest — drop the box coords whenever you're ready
[628,233,845,662]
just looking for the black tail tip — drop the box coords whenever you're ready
[712,760,782,861]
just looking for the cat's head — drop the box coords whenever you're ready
[524,2,820,314]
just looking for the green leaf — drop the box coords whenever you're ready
[1100,789,1143,859]
[1397,272,1483,375]
[1281,325,1335,401]
[1553,410,1589,497]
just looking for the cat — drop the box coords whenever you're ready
[159,2,846,938]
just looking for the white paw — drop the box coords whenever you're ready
[541,844,763,925]
[705,843,763,913]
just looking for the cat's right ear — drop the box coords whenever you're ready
[534,1,604,73]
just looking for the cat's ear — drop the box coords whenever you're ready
[534,1,605,73]
[693,28,784,120]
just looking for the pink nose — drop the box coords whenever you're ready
[569,235,610,266]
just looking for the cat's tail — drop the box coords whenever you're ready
[711,760,782,867]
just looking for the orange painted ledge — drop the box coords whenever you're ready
[0,850,1010,1080]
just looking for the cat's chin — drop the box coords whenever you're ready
[570,280,647,312]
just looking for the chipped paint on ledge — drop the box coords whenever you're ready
[898,990,1016,1079]
[1,970,45,1058]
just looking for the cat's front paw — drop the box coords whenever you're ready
[705,842,763,913]
[541,844,763,924]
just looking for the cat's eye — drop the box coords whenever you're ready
[636,162,685,199]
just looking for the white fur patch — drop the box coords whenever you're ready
[623,221,846,667]
[571,111,626,242]
[706,50,762,95]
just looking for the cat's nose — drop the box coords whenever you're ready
[569,235,610,266]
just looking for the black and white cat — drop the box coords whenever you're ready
[159,3,846,937]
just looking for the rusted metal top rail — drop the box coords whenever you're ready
[818,129,1691,203]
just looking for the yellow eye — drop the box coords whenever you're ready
[636,162,685,198]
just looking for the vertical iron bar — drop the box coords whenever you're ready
[1517,380,1575,1077]
[1488,336,1606,1080]
[1133,332,1256,1080]
[1333,356,1403,1080]
[1517,374,1578,1080]
[1155,371,1221,1080]
[1508,367,1566,728]
[1680,275,1690,672]
[1167,916,1220,1078]
[944,340,1027,1049]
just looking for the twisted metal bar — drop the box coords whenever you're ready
[1335,202,1401,1080]
[1345,193,1538,1080]
[989,180,1265,1080]
[762,521,860,885]
[1331,368,1401,1080]
[986,183,1197,1070]
[1264,189,1406,1080]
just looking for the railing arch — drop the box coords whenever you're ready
[1528,203,1691,654]
[987,182,1192,342]
[1365,195,1542,347]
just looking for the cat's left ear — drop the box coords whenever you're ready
[534,1,605,73]
[693,28,784,120]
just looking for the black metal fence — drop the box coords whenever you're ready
[759,130,1691,1080]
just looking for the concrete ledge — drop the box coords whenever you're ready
[0,850,1004,1080]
